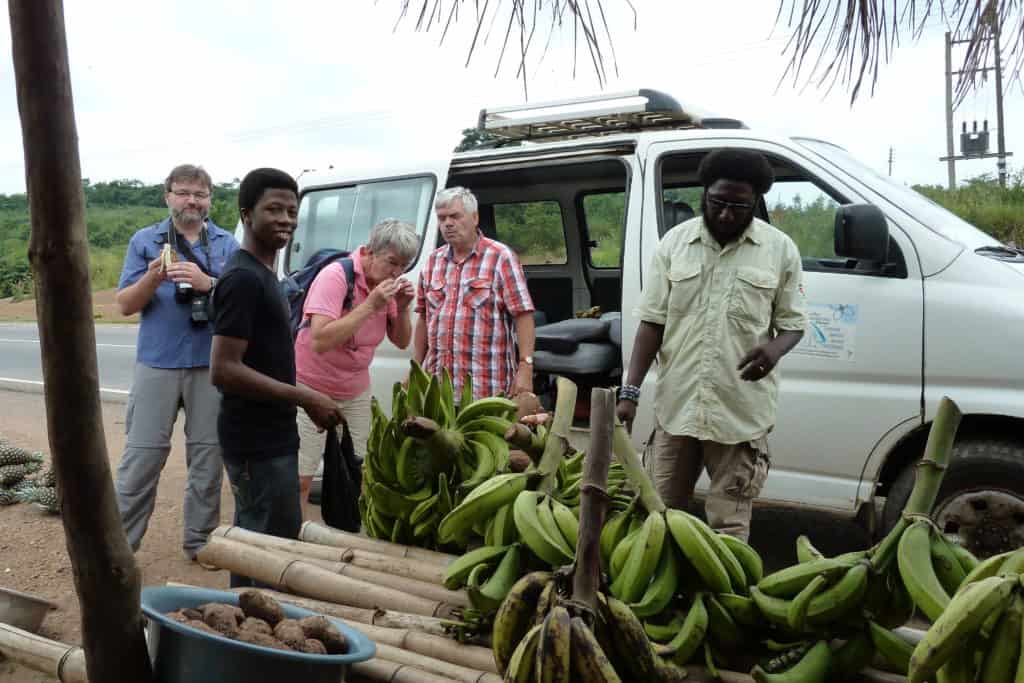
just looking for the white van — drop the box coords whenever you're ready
[282,89,1024,557]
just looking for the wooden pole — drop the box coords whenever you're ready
[299,521,456,566]
[6,2,151,681]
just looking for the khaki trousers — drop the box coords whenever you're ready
[645,423,770,542]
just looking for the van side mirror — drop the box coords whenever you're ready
[834,204,889,265]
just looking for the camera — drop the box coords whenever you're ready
[190,294,211,326]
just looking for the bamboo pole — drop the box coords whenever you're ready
[353,658,461,683]
[299,521,455,566]
[206,536,469,607]
[212,525,447,584]
[196,538,461,619]
[0,624,87,683]
[372,641,500,683]
[8,2,152,680]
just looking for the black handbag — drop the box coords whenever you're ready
[321,423,363,532]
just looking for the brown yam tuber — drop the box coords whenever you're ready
[181,607,204,622]
[237,630,291,651]
[239,617,274,637]
[273,619,306,650]
[166,611,190,623]
[509,449,533,472]
[300,638,327,655]
[239,590,284,626]
[185,619,221,636]
[297,615,348,655]
[200,603,240,637]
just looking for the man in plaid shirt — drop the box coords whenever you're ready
[414,187,536,401]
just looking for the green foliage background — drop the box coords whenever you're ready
[0,172,1021,300]
[0,180,239,298]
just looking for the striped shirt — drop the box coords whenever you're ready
[416,234,534,400]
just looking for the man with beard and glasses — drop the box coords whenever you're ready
[616,149,807,541]
[210,168,342,586]
[114,164,238,564]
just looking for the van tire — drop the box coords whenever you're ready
[881,439,1024,557]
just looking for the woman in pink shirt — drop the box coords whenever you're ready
[294,219,419,517]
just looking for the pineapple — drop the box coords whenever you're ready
[0,461,42,487]
[0,487,20,506]
[24,485,60,514]
[0,443,43,467]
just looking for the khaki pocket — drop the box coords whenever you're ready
[729,266,776,326]
[667,265,702,315]
[724,444,770,500]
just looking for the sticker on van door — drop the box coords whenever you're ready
[791,303,857,360]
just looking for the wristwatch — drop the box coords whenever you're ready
[520,356,534,366]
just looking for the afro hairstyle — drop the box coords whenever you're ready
[698,149,774,195]
[238,168,298,213]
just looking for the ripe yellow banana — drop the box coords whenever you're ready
[897,520,951,622]
[492,571,553,675]
[908,575,1017,683]
[504,622,542,683]
[666,508,732,594]
[568,616,622,682]
[535,605,571,683]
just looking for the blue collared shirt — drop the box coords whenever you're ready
[118,218,240,369]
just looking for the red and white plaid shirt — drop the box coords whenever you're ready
[415,234,534,400]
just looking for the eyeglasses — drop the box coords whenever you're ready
[707,197,755,212]
[170,190,211,200]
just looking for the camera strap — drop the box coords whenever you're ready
[168,224,215,277]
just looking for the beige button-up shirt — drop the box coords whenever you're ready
[635,216,806,444]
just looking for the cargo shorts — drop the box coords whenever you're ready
[644,422,770,542]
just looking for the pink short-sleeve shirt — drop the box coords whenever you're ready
[295,247,397,399]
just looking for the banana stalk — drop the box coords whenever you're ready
[534,376,578,492]
[611,423,666,515]
[904,396,962,515]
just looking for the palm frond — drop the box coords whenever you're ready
[390,0,635,97]
[776,0,1024,104]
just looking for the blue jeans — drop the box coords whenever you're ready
[223,452,302,588]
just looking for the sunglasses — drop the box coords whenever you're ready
[707,196,755,212]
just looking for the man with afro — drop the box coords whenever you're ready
[616,149,807,541]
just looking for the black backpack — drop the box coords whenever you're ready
[280,249,356,338]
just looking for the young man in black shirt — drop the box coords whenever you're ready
[210,168,342,586]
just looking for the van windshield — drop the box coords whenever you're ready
[289,176,435,272]
[795,138,1002,249]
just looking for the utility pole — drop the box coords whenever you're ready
[944,32,956,190]
[940,27,1012,188]
[888,147,894,177]
[993,14,1008,187]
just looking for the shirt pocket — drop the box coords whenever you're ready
[667,265,702,316]
[729,266,777,327]
[426,277,447,310]
[464,278,494,309]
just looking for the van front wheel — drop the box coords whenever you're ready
[881,439,1024,558]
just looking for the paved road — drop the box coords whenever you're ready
[0,322,138,397]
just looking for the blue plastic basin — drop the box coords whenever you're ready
[141,585,375,683]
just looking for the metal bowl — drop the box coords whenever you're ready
[0,586,57,633]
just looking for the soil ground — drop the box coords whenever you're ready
[0,289,137,324]
[0,389,326,681]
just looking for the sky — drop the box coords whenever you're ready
[0,1,1020,195]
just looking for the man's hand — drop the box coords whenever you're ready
[738,344,781,382]
[367,278,400,311]
[145,256,166,280]
[166,261,215,293]
[300,386,343,431]
[512,364,533,397]
[616,399,638,433]
[395,278,415,312]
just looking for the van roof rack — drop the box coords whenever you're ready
[477,89,746,144]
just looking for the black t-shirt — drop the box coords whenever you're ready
[213,249,299,460]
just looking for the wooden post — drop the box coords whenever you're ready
[7,1,152,681]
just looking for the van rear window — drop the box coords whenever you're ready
[289,176,435,272]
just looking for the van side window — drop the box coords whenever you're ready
[581,192,625,267]
[493,201,568,265]
[290,176,435,272]
[764,181,840,261]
